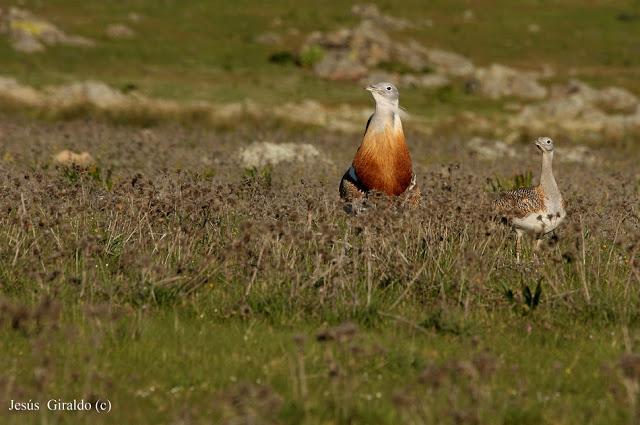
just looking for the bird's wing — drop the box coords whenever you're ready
[363,113,373,136]
[493,186,545,219]
[339,166,367,201]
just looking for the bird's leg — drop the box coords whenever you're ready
[515,231,523,263]
[349,198,366,215]
[401,182,421,209]
[533,236,543,255]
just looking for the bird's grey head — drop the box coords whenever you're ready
[535,136,554,153]
[366,82,399,108]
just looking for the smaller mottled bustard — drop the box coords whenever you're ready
[493,137,566,262]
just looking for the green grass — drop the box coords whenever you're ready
[0,302,633,425]
[0,1,639,423]
[0,114,637,424]
[0,0,639,117]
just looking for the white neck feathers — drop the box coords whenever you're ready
[372,93,400,115]
[540,151,559,196]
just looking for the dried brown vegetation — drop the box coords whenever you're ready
[0,114,639,424]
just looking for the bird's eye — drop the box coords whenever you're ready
[546,140,551,144]
[386,86,391,91]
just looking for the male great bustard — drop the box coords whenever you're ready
[339,82,420,210]
[494,137,567,262]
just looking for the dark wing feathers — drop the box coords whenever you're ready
[339,167,367,201]
[363,114,373,136]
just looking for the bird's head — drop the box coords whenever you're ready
[366,82,399,109]
[535,136,555,153]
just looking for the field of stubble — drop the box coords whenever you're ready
[0,114,639,424]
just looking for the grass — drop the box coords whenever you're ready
[0,0,639,115]
[0,308,632,424]
[0,1,639,423]
[0,115,638,424]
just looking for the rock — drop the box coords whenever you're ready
[361,70,449,90]
[360,71,400,86]
[127,13,142,23]
[425,48,475,78]
[503,102,523,112]
[462,9,475,22]
[47,81,129,110]
[272,99,368,133]
[550,79,597,101]
[302,19,392,80]
[551,80,637,112]
[312,50,368,81]
[351,4,379,17]
[624,107,640,133]
[273,99,331,127]
[239,142,321,168]
[467,137,516,160]
[458,112,495,134]
[399,73,450,89]
[596,86,638,113]
[420,18,434,28]
[537,64,556,79]
[474,64,547,100]
[301,11,475,80]
[510,96,601,136]
[303,19,428,79]
[11,30,45,53]
[467,137,596,165]
[211,99,262,121]
[503,132,522,145]
[528,24,540,33]
[508,79,640,140]
[254,32,281,45]
[0,75,44,106]
[602,115,627,140]
[557,145,597,165]
[270,17,283,27]
[3,7,94,53]
[394,40,430,72]
[106,23,135,39]
[535,95,587,120]
[0,76,427,134]
[351,3,415,30]
[53,150,95,168]
[349,20,393,67]
[305,28,350,49]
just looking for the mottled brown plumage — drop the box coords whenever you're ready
[339,177,366,201]
[493,137,567,262]
[493,186,545,219]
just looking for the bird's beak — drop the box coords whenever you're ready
[535,140,543,151]
[365,85,375,92]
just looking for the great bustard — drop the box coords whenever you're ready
[339,82,420,210]
[494,137,566,262]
